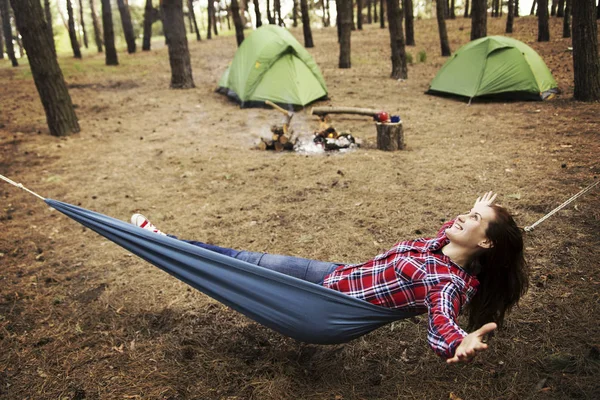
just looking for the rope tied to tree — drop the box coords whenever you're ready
[0,173,46,201]
[524,180,599,232]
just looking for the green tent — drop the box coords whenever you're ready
[217,25,328,108]
[428,36,558,101]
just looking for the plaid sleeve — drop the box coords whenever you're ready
[425,281,468,358]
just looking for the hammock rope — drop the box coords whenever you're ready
[523,180,599,232]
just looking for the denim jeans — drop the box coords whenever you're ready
[179,239,341,284]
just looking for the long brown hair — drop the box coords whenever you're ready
[465,205,529,331]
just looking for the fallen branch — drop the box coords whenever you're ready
[310,106,380,118]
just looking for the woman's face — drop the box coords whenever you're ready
[446,204,496,249]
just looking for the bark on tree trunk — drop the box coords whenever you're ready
[44,0,55,54]
[562,0,571,37]
[0,9,4,59]
[386,0,407,79]
[101,0,118,65]
[338,0,352,68]
[357,0,363,29]
[78,0,89,48]
[367,0,372,23]
[293,0,298,26]
[404,0,415,45]
[572,0,600,100]
[373,0,378,23]
[557,0,564,16]
[142,0,154,50]
[66,0,82,58]
[90,0,104,52]
[207,0,213,38]
[189,0,201,40]
[464,0,470,17]
[10,0,80,136]
[212,1,219,34]
[450,0,456,18]
[266,0,274,24]
[506,0,514,32]
[538,0,550,41]
[597,0,600,19]
[230,0,244,46]
[530,0,537,15]
[161,0,195,88]
[515,0,519,16]
[253,0,262,27]
[376,122,404,150]
[274,0,283,25]
[435,0,451,56]
[551,0,557,15]
[470,0,487,40]
[380,0,385,27]
[301,0,314,47]
[117,0,136,53]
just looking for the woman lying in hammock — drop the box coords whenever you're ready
[131,192,528,364]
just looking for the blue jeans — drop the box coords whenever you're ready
[179,239,341,284]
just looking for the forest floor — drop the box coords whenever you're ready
[1,15,599,400]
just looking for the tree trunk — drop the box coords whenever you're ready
[213,1,219,34]
[538,0,550,41]
[253,0,262,27]
[470,0,486,40]
[338,0,352,68]
[367,0,372,23]
[357,0,363,29]
[506,0,514,32]
[66,0,82,58]
[550,0,557,15]
[597,0,599,19]
[101,0,118,65]
[117,0,136,53]
[373,0,378,23]
[189,0,201,40]
[266,0,274,24]
[300,0,314,47]
[386,0,407,79]
[464,0,470,17]
[404,0,415,45]
[376,122,404,150]
[206,0,213,38]
[557,0,564,16]
[90,0,104,52]
[293,0,298,26]
[78,0,89,48]
[435,0,451,56]
[162,0,195,88]
[450,0,456,18]
[44,0,56,54]
[530,0,537,15]
[274,0,283,25]
[572,0,600,100]
[10,0,80,136]
[351,0,355,30]
[142,0,154,49]
[230,0,244,46]
[380,0,385,27]
[0,9,3,59]
[515,0,519,16]
[563,0,571,37]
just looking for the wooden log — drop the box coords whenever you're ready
[376,122,404,151]
[311,106,380,118]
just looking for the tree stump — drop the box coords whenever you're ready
[376,122,404,151]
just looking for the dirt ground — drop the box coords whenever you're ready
[1,15,599,400]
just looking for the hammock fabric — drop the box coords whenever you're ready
[47,199,417,344]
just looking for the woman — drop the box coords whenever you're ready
[131,192,529,364]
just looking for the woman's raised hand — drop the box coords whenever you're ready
[446,322,497,364]
[473,191,497,208]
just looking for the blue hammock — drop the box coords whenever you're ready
[47,199,417,344]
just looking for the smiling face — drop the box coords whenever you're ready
[445,204,497,250]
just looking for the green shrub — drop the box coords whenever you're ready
[418,50,427,63]
[405,53,413,65]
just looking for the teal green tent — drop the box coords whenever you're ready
[217,25,328,108]
[428,36,558,101]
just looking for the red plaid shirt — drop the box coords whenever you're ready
[322,220,479,358]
